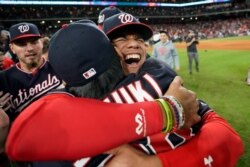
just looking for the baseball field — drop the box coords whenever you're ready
[175,35,250,166]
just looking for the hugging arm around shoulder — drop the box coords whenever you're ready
[6,93,164,161]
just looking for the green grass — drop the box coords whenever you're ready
[176,36,250,166]
[203,35,250,41]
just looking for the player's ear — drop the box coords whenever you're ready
[9,43,15,54]
[113,46,122,59]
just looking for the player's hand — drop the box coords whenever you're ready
[106,144,162,167]
[0,91,11,112]
[164,76,201,129]
[0,108,10,153]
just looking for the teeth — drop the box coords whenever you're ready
[125,54,140,60]
[124,54,141,64]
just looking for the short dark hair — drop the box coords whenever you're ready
[159,30,168,35]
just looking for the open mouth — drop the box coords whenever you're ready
[124,54,141,64]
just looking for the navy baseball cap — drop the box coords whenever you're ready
[49,21,117,87]
[103,13,153,41]
[98,6,122,29]
[9,22,41,42]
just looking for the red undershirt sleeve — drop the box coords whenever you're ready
[6,93,164,161]
[157,112,244,167]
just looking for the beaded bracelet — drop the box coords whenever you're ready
[162,96,185,129]
[155,99,174,133]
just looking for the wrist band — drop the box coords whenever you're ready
[155,99,173,133]
[162,96,185,129]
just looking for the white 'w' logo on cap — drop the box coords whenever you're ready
[118,13,134,24]
[18,24,30,33]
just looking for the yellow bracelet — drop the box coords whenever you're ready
[155,99,173,133]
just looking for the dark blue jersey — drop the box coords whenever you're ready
[0,60,64,121]
[80,58,211,167]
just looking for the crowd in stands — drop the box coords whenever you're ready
[0,2,248,20]
[0,2,249,41]
[152,18,250,42]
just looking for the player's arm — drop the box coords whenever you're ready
[106,144,163,167]
[158,111,244,167]
[0,91,11,112]
[6,76,200,161]
[0,108,9,153]
[105,112,244,167]
[5,93,167,161]
[6,91,196,161]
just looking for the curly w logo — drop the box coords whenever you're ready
[118,13,134,24]
[18,24,30,33]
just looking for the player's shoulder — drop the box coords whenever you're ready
[0,65,18,77]
[40,61,53,71]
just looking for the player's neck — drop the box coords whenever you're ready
[19,58,45,73]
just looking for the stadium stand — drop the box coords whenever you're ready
[0,1,249,39]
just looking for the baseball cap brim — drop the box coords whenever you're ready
[10,34,41,42]
[105,22,153,41]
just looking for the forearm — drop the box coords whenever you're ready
[106,144,163,167]
[6,93,165,161]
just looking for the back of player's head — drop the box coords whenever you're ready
[49,20,119,87]
[97,6,122,29]
[103,12,153,41]
[9,22,41,42]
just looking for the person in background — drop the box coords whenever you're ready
[0,29,18,64]
[246,67,250,85]
[41,36,50,61]
[0,30,10,53]
[97,6,122,29]
[0,51,4,70]
[0,22,64,121]
[0,22,64,167]
[152,30,180,71]
[0,50,15,70]
[185,30,199,75]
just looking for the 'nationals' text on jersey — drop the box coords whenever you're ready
[0,60,64,121]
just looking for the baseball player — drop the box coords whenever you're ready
[97,6,122,30]
[0,22,64,121]
[0,22,65,167]
[7,21,243,167]
[100,13,243,167]
[103,13,242,166]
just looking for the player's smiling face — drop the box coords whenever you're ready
[10,37,43,72]
[112,32,147,75]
